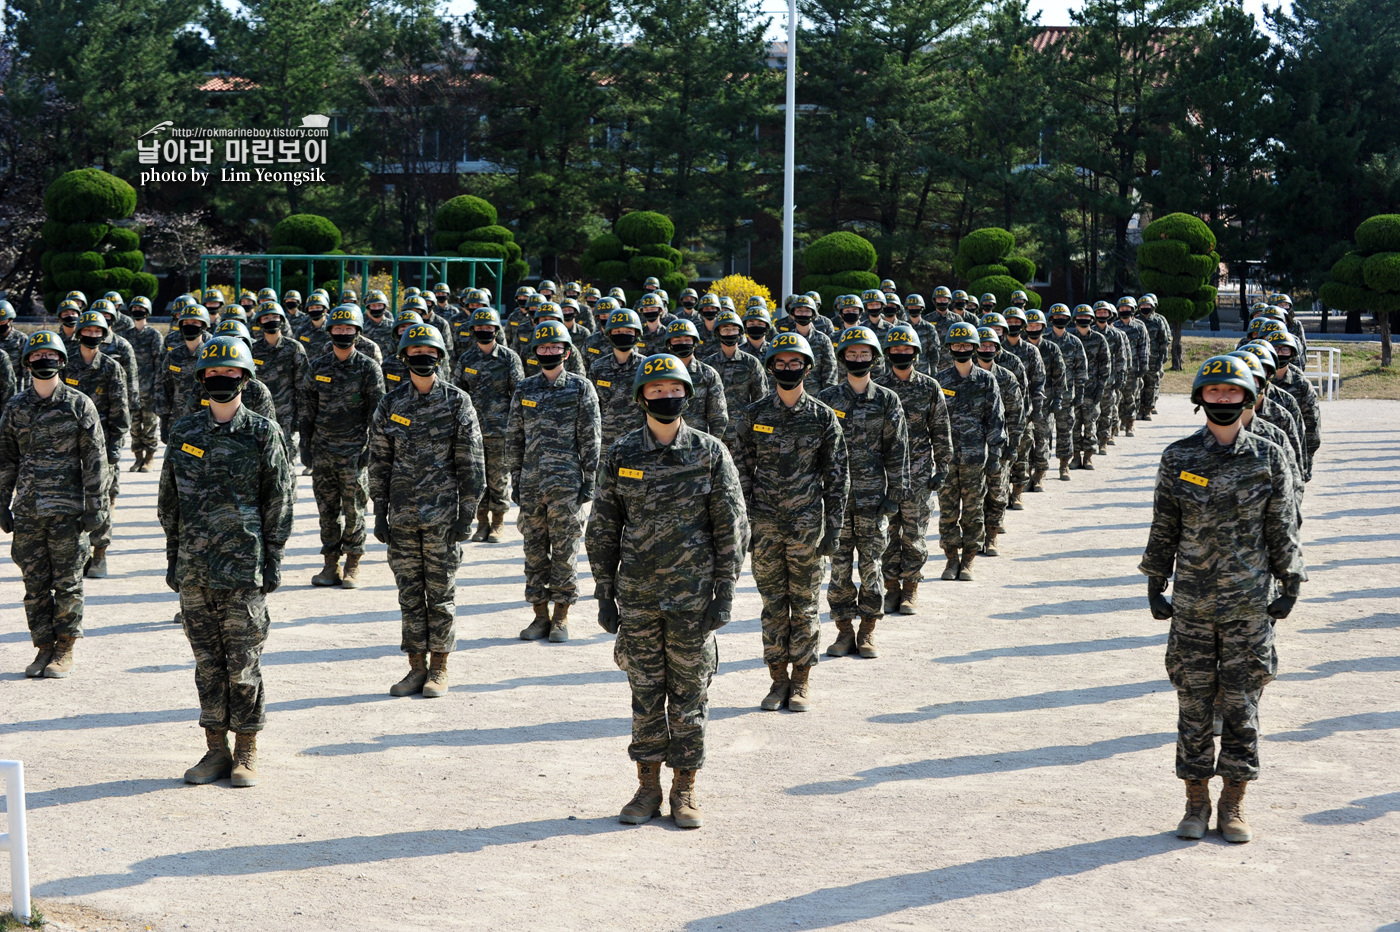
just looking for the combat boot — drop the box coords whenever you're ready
[1029,467,1046,492]
[1176,778,1212,839]
[882,577,901,615]
[389,652,427,697]
[1081,452,1095,471]
[1098,440,1108,455]
[856,618,878,658]
[788,664,812,712]
[941,550,960,580]
[619,761,663,825]
[311,552,341,587]
[184,728,233,785]
[1218,779,1252,843]
[1058,457,1072,481]
[958,547,976,581]
[230,732,258,787]
[826,620,856,657]
[471,506,490,542]
[761,662,790,711]
[520,603,551,640]
[670,768,703,829]
[43,634,76,678]
[486,511,505,543]
[982,530,999,557]
[128,454,142,473]
[340,553,361,589]
[85,546,108,579]
[421,652,449,698]
[548,602,570,642]
[25,644,54,678]
[1009,484,1024,510]
[899,579,919,615]
[140,451,155,472]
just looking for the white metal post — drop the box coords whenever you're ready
[781,0,797,302]
[0,761,30,922]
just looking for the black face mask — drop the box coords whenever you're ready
[1026,329,1042,341]
[29,358,62,379]
[181,324,204,340]
[977,349,998,362]
[130,311,148,321]
[1075,321,1091,331]
[681,299,697,309]
[563,310,577,322]
[841,311,860,324]
[61,316,79,329]
[745,327,768,342]
[474,329,496,345]
[366,308,385,320]
[843,358,873,377]
[950,348,975,363]
[1007,324,1023,337]
[670,343,695,359]
[308,308,326,320]
[285,302,299,311]
[700,308,718,320]
[261,320,281,334]
[405,355,439,377]
[907,311,922,320]
[1119,312,1132,321]
[772,367,806,390]
[1201,400,1247,425]
[642,396,686,422]
[517,298,529,307]
[717,332,741,347]
[331,333,357,349]
[1096,316,1110,327]
[642,309,661,322]
[888,352,915,371]
[79,334,104,348]
[536,350,565,371]
[935,302,950,312]
[0,324,11,338]
[609,332,637,350]
[792,314,813,327]
[203,375,245,403]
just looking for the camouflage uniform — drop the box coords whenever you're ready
[155,337,209,427]
[126,325,165,459]
[1258,390,1306,485]
[98,331,139,424]
[0,382,106,645]
[1001,337,1042,487]
[251,333,307,457]
[908,319,942,376]
[1114,314,1150,429]
[0,325,26,391]
[1272,366,1320,479]
[816,380,910,621]
[582,329,616,371]
[1042,328,1086,460]
[299,326,383,366]
[299,349,386,557]
[363,316,399,361]
[1096,322,1129,443]
[586,421,748,769]
[876,369,953,582]
[0,349,15,410]
[772,323,839,392]
[637,318,676,356]
[737,392,848,667]
[505,369,602,606]
[591,348,648,454]
[456,341,525,515]
[1141,427,1306,781]
[421,309,457,361]
[1074,326,1111,457]
[980,359,1024,541]
[63,349,130,550]
[1025,333,1068,477]
[369,380,485,654]
[1139,309,1170,417]
[159,405,294,734]
[933,364,1004,551]
[679,355,729,438]
[703,345,770,451]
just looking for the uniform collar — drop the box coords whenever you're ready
[204,401,252,432]
[640,419,698,452]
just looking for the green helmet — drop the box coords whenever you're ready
[765,331,814,367]
[594,296,620,317]
[433,282,452,297]
[393,309,425,334]
[933,286,953,300]
[65,290,89,309]
[172,294,198,315]
[220,305,249,323]
[194,335,257,378]
[202,286,224,306]
[976,326,1000,347]
[804,290,823,308]
[880,279,897,292]
[103,290,124,307]
[1140,293,1158,308]
[666,319,700,343]
[1117,295,1138,309]
[714,309,743,330]
[129,295,153,315]
[1269,292,1293,308]
[632,353,694,401]
[1255,319,1286,339]
[531,319,573,349]
[1024,309,1047,328]
[0,299,16,321]
[515,285,535,299]
[464,288,490,307]
[643,276,661,290]
[980,312,1009,330]
[834,294,861,313]
[719,296,736,311]
[638,293,665,312]
[564,281,584,296]
[89,299,116,319]
[584,286,602,300]
[58,298,84,319]
[882,322,922,354]
[1191,354,1257,406]
[1237,341,1278,376]
[742,306,772,330]
[365,289,389,307]
[791,294,818,312]
[945,322,980,346]
[1048,303,1070,318]
[1264,330,1300,359]
[215,318,254,347]
[1227,350,1267,385]
[329,304,364,332]
[1072,304,1095,321]
[23,329,67,365]
[282,289,303,305]
[1010,290,1029,304]
[179,305,212,328]
[76,310,110,335]
[1093,300,1114,313]
[1005,307,1028,325]
[403,295,429,314]
[397,322,447,359]
[471,307,503,331]
[609,286,627,300]
[698,292,721,310]
[255,302,287,326]
[404,286,422,299]
[607,308,643,332]
[979,293,997,305]
[904,294,926,311]
[860,288,884,307]
[951,290,969,302]
[835,325,881,358]
[534,302,564,322]
[257,287,278,303]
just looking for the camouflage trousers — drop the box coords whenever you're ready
[827,507,889,621]
[388,526,461,654]
[13,515,89,645]
[1012,419,1033,484]
[752,522,824,667]
[1074,397,1100,455]
[131,390,159,455]
[1030,409,1054,471]
[1096,386,1119,441]
[481,435,512,513]
[1166,613,1277,781]
[180,586,270,734]
[1052,403,1075,459]
[311,458,369,556]
[91,461,119,550]
[160,414,170,445]
[883,483,933,581]
[938,463,986,551]
[276,418,296,462]
[517,495,585,605]
[1118,374,1142,425]
[614,607,716,770]
[983,452,1015,536]
[1139,366,1163,418]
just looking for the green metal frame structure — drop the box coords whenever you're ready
[198,253,506,314]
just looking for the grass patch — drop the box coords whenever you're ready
[1160,337,1398,400]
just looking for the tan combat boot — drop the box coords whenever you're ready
[548,602,570,643]
[44,634,76,678]
[941,550,960,580]
[311,552,341,587]
[761,662,790,711]
[826,620,856,657]
[619,761,663,825]
[982,530,999,557]
[389,652,427,697]
[670,768,703,829]
[184,728,234,785]
[140,450,155,472]
[1176,778,1212,839]
[856,618,878,658]
[25,644,54,678]
[520,602,551,640]
[1097,440,1109,455]
[1218,779,1252,843]
[85,546,108,578]
[1058,457,1072,481]
[422,652,450,698]
[1009,484,1025,510]
[958,547,976,581]
[486,511,505,543]
[230,732,258,787]
[340,553,362,589]
[1029,466,1046,492]
[470,505,491,542]
[899,578,919,615]
[1081,452,1095,471]
[788,664,812,712]
[882,577,902,615]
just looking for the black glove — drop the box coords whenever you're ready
[0,504,11,534]
[577,485,595,507]
[373,503,390,544]
[450,507,474,542]
[166,557,180,593]
[704,578,736,632]
[299,437,313,468]
[511,474,521,505]
[818,524,839,558]
[108,453,121,467]
[597,597,620,634]
[261,560,281,595]
[929,471,944,492]
[1148,576,1174,620]
[984,457,1001,477]
[1267,580,1301,619]
[83,510,102,533]
[879,497,899,517]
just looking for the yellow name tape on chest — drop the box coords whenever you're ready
[315,375,332,383]
[942,388,955,396]
[596,379,612,388]
[619,467,644,479]
[201,398,210,406]
[834,410,846,418]
[64,377,79,386]
[1179,471,1208,487]
[385,373,401,381]
[588,347,600,354]
[299,335,311,343]
[390,413,411,426]
[181,443,204,458]
[253,359,264,366]
[521,399,537,408]
[753,424,774,433]
[461,366,478,375]
[169,364,182,373]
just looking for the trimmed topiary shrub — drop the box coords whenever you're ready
[799,231,878,307]
[1136,212,1218,368]
[1362,252,1400,293]
[1140,212,1216,255]
[271,214,342,254]
[432,195,522,293]
[1322,215,1400,354]
[431,231,471,253]
[39,169,151,310]
[615,211,675,248]
[44,168,136,224]
[965,264,1012,282]
[434,195,497,234]
[579,211,687,296]
[457,240,510,261]
[1004,256,1037,283]
[967,274,1027,310]
[1355,215,1400,255]
[957,227,1017,267]
[954,227,1039,308]
[1330,252,1366,286]
[830,270,882,291]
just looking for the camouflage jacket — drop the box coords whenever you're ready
[0,327,26,392]
[582,329,616,370]
[504,308,533,352]
[980,360,1024,454]
[420,310,457,361]
[1287,318,1308,358]
[704,346,771,438]
[681,355,729,438]
[590,349,648,451]
[0,350,14,409]
[876,370,954,486]
[64,349,130,462]
[637,320,674,357]
[771,324,840,392]
[907,319,943,375]
[159,404,294,590]
[1259,389,1306,478]
[1027,334,1069,411]
[505,369,602,500]
[930,309,966,346]
[191,377,277,425]
[0,382,107,518]
[126,325,165,395]
[455,341,525,438]
[586,420,749,612]
[817,379,911,508]
[156,337,209,419]
[251,333,307,427]
[1003,338,1046,417]
[1140,426,1306,622]
[1042,328,1087,395]
[369,380,485,529]
[363,316,399,361]
[1272,367,1321,471]
[299,327,383,366]
[1071,326,1110,400]
[299,349,386,459]
[1114,316,1151,374]
[933,363,1005,466]
[1140,311,1170,366]
[1096,323,1130,387]
[1245,414,1303,519]
[100,332,140,412]
[736,390,848,541]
